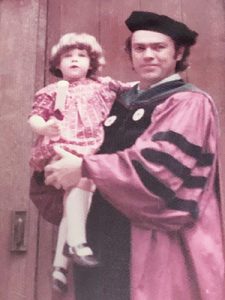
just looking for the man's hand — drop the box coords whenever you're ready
[45,146,83,190]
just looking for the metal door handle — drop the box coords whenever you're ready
[11,211,27,252]
[14,217,25,247]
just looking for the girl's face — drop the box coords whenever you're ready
[58,47,91,82]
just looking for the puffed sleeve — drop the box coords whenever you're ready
[82,91,218,231]
[29,84,56,121]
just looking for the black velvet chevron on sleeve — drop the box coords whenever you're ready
[132,160,199,219]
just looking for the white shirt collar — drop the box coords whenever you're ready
[137,73,181,92]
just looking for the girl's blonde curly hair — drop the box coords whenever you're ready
[49,32,105,78]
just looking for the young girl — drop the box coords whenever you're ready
[28,32,134,293]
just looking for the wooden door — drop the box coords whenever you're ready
[0,1,225,300]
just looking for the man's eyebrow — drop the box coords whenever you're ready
[132,42,167,46]
[132,42,147,46]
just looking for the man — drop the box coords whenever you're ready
[45,11,225,300]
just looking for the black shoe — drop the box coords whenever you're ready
[63,243,99,267]
[52,267,68,293]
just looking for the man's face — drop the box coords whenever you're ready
[131,30,183,89]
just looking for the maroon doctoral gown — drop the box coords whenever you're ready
[74,80,225,300]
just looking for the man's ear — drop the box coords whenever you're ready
[176,47,185,61]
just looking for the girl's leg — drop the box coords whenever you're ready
[65,187,92,247]
[63,187,98,267]
[52,217,69,293]
[53,217,68,267]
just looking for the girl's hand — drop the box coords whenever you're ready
[39,119,61,137]
[45,146,83,190]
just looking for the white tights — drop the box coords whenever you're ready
[53,187,93,269]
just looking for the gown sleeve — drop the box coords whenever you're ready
[82,91,218,231]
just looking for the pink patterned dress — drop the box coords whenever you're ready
[29,77,132,171]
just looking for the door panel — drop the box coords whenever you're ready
[0,0,41,299]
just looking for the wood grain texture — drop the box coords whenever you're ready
[0,0,40,299]
[100,0,139,81]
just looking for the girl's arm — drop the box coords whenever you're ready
[96,76,138,92]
